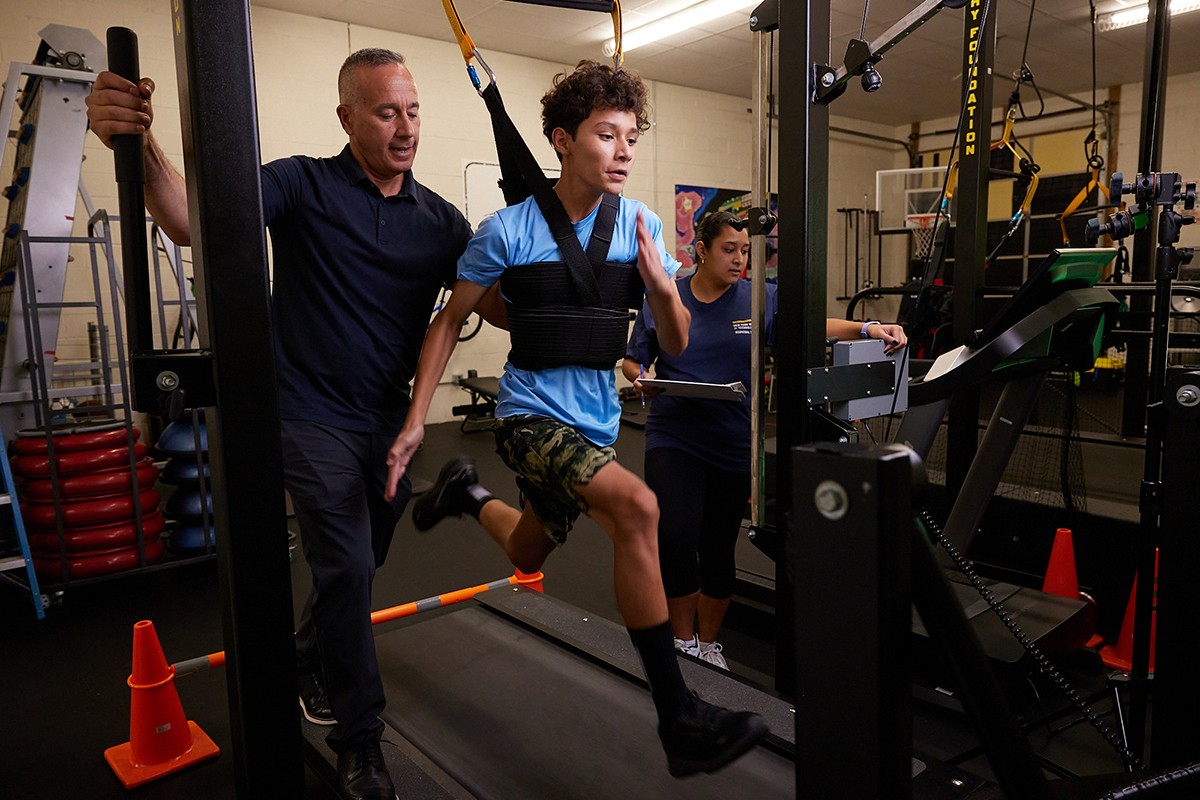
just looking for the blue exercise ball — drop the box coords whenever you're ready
[168,523,216,552]
[164,485,213,521]
[155,420,208,457]
[159,457,212,485]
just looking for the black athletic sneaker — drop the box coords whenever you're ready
[336,738,396,800]
[297,666,335,726]
[411,456,480,531]
[659,692,769,778]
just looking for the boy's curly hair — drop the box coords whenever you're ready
[541,60,650,148]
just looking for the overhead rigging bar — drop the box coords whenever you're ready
[814,0,967,106]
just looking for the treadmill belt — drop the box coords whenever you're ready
[375,603,795,800]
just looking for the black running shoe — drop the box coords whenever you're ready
[659,692,769,778]
[411,456,480,531]
[297,666,335,726]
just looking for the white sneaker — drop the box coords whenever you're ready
[673,635,700,657]
[697,640,728,670]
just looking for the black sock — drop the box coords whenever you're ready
[464,483,494,518]
[628,621,690,725]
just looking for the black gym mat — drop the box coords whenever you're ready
[374,592,796,800]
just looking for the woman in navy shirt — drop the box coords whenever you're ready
[624,211,905,668]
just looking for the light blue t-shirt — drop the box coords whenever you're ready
[458,195,680,446]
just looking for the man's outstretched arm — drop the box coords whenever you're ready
[86,71,191,245]
[385,279,491,500]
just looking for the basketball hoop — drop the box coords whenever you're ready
[905,212,941,259]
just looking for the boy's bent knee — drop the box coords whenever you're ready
[609,486,658,539]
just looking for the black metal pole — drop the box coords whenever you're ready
[1123,0,1173,761]
[170,0,303,794]
[1121,0,1172,440]
[945,0,995,503]
[777,0,829,701]
[1127,208,1184,763]
[105,27,154,358]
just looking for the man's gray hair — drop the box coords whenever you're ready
[338,48,406,104]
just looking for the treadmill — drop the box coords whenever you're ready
[897,247,1121,679]
[300,586,1004,799]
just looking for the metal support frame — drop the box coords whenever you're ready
[167,1,303,793]
[791,444,914,798]
[813,0,949,106]
[749,18,771,532]
[791,443,1053,800]
[1152,367,1200,769]
[1121,0,1172,440]
[946,0,995,499]
[1122,3,1179,768]
[1115,183,1194,769]
[773,0,829,702]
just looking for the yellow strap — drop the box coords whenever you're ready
[442,0,477,63]
[1018,169,1038,215]
[611,0,624,68]
[993,113,1016,150]
[1059,182,1092,245]
[985,110,1038,216]
[443,0,623,70]
[1058,167,1112,245]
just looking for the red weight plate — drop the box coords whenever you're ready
[27,512,166,554]
[14,443,150,477]
[20,458,159,500]
[12,426,140,455]
[33,537,165,581]
[22,487,161,529]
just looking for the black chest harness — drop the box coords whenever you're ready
[501,193,644,372]
[448,23,642,371]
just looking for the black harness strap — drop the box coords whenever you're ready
[480,82,618,307]
[480,82,544,208]
[586,193,618,268]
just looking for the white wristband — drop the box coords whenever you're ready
[861,320,880,339]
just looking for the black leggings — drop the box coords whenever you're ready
[644,447,750,600]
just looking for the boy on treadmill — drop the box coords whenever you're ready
[383,60,768,777]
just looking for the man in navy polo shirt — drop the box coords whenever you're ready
[86,48,471,800]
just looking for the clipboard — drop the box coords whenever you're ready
[637,378,746,401]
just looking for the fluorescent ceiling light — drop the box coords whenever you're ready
[1097,0,1200,32]
[603,0,758,55]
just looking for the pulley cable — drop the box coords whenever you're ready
[1058,0,1111,246]
[1011,0,1045,121]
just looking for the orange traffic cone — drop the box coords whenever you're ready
[1042,527,1080,599]
[104,620,220,788]
[1099,550,1158,674]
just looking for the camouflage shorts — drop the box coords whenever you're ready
[493,415,617,545]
